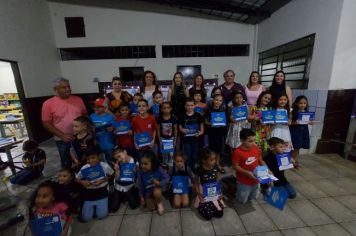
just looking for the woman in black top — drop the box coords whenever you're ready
[168,72,189,119]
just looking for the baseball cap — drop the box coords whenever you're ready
[94,98,106,107]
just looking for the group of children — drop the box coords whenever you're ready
[21,87,315,235]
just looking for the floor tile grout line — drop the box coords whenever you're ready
[331,195,356,215]
[258,199,291,232]
[116,209,125,236]
[231,205,248,235]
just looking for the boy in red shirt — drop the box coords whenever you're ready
[132,99,157,158]
[232,128,266,203]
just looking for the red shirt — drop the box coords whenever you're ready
[232,145,261,185]
[115,116,134,149]
[132,114,157,138]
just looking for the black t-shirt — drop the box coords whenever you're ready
[179,112,203,142]
[196,166,219,185]
[263,151,288,186]
[71,132,96,162]
[205,107,227,135]
[23,148,46,172]
[157,115,177,139]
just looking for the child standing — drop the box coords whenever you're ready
[232,129,266,204]
[226,91,251,150]
[58,168,84,214]
[29,180,71,236]
[130,93,143,116]
[132,99,157,157]
[169,152,194,208]
[251,91,273,154]
[115,103,136,160]
[157,102,178,166]
[10,140,46,185]
[76,148,114,222]
[138,150,169,215]
[205,94,227,170]
[90,98,116,166]
[193,91,207,115]
[70,116,96,170]
[179,97,204,172]
[270,93,293,152]
[110,148,140,212]
[290,95,314,167]
[150,90,164,118]
[194,148,224,220]
[262,137,297,199]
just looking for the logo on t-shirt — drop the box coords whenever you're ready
[148,124,152,129]
[162,123,172,136]
[245,156,256,165]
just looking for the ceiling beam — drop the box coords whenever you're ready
[139,0,271,17]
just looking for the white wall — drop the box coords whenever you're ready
[329,0,356,89]
[257,0,343,90]
[49,2,256,94]
[0,61,17,94]
[0,0,61,98]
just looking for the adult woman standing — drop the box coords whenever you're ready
[105,76,133,114]
[244,71,266,106]
[167,72,189,118]
[219,69,246,105]
[188,74,207,103]
[140,70,159,107]
[268,71,293,106]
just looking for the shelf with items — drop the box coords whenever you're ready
[0,93,21,109]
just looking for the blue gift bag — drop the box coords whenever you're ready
[135,131,151,148]
[81,164,106,182]
[276,152,294,170]
[161,138,174,154]
[115,120,131,135]
[261,110,275,124]
[264,186,288,210]
[31,215,62,236]
[172,176,189,194]
[130,103,138,116]
[275,109,289,124]
[151,104,160,117]
[202,182,221,201]
[232,106,248,121]
[194,107,204,114]
[297,112,315,124]
[119,163,135,182]
[185,124,199,137]
[211,112,227,126]
[142,170,161,189]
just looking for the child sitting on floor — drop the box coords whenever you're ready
[261,137,297,199]
[76,148,114,222]
[10,140,46,185]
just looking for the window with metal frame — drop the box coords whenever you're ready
[258,34,315,89]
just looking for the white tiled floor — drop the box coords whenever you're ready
[1,140,356,236]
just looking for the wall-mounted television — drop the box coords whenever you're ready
[119,67,144,82]
[177,65,201,81]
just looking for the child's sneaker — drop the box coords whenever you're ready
[157,202,164,215]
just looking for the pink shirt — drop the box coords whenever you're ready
[42,95,86,137]
[245,85,263,106]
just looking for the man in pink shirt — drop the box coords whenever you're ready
[42,78,87,167]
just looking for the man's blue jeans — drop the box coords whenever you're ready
[55,141,71,167]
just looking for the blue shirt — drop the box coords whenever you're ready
[90,113,115,151]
